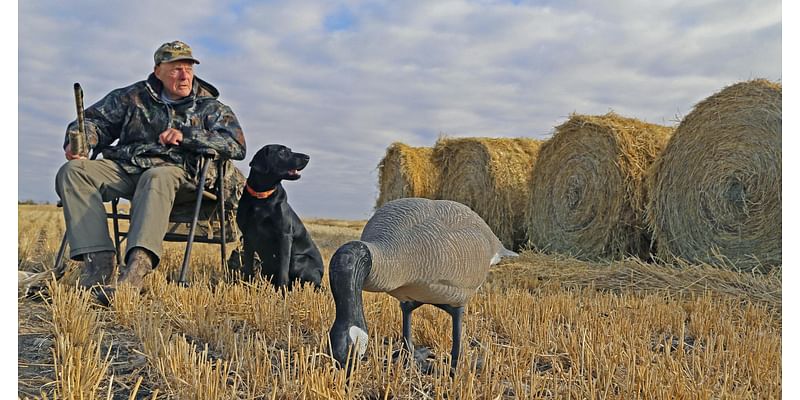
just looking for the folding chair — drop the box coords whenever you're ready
[54,150,241,285]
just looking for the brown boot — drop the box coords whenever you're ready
[95,247,154,306]
[118,247,155,289]
[79,251,117,289]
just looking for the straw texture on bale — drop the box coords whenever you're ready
[526,113,673,260]
[376,142,439,208]
[647,79,782,271]
[434,137,543,249]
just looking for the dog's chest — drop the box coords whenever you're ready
[245,205,284,236]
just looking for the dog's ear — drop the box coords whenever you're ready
[249,146,272,173]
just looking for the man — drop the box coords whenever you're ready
[55,40,246,294]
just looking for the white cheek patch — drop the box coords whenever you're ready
[348,326,368,358]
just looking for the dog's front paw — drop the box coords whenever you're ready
[272,282,289,297]
[271,275,289,293]
[276,273,290,287]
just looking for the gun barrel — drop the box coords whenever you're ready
[70,83,88,157]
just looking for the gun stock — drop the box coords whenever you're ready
[69,82,89,157]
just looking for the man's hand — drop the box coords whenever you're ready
[64,145,87,160]
[159,128,183,146]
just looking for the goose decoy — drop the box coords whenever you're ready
[328,197,518,374]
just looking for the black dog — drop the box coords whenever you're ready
[235,144,324,289]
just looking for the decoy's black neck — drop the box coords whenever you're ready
[328,241,372,365]
[330,241,371,328]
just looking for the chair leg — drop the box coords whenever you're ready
[218,161,228,270]
[220,229,228,270]
[54,231,69,279]
[178,157,213,285]
[111,198,122,266]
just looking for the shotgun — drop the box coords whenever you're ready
[69,82,89,157]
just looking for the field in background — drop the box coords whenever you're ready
[18,204,781,399]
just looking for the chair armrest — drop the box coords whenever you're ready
[196,148,219,159]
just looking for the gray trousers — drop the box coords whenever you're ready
[55,159,191,265]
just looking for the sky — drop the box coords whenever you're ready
[17,0,782,220]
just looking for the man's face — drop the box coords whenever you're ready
[154,60,195,99]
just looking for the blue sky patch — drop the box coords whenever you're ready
[324,6,357,32]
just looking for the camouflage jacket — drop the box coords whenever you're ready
[64,73,247,206]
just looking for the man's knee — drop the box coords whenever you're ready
[55,159,90,195]
[138,166,187,193]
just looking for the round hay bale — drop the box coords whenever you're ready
[376,142,439,208]
[526,112,673,260]
[647,79,781,271]
[434,137,543,249]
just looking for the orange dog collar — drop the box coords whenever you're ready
[246,184,275,199]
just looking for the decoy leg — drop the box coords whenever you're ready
[399,300,432,372]
[400,300,423,352]
[434,303,464,377]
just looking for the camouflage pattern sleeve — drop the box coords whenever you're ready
[63,88,128,154]
[179,103,246,161]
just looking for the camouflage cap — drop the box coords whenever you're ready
[154,40,200,65]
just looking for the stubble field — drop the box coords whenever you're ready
[18,204,781,399]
